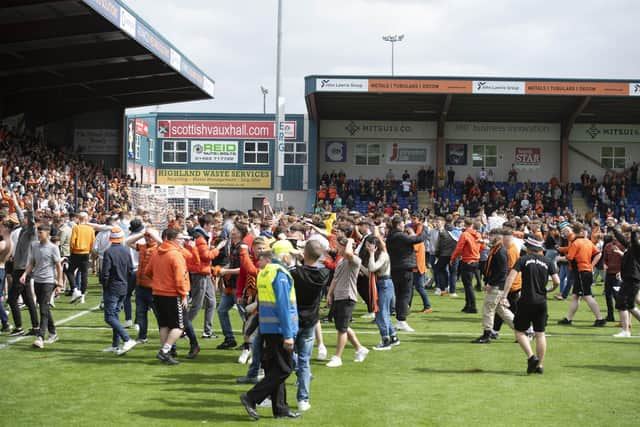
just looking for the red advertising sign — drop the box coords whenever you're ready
[157,120,296,140]
[515,147,541,168]
[134,118,149,136]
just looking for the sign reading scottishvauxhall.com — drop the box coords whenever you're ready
[157,120,296,140]
[191,141,238,163]
[156,169,271,188]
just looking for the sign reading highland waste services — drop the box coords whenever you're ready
[156,169,271,188]
[191,141,238,163]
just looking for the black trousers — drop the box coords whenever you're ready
[246,333,293,416]
[604,273,619,321]
[391,270,413,321]
[68,253,90,294]
[34,282,56,338]
[494,290,520,331]
[356,275,372,313]
[8,269,39,330]
[460,262,478,310]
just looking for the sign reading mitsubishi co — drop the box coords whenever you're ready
[191,140,238,163]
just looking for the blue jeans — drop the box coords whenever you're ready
[0,268,8,324]
[375,277,395,338]
[217,293,236,341]
[103,290,130,347]
[123,271,136,322]
[409,271,431,310]
[295,325,315,402]
[559,264,574,298]
[135,286,157,340]
[247,333,263,378]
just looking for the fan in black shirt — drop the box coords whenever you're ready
[504,235,559,375]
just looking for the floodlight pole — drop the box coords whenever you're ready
[382,34,404,76]
[261,86,268,114]
[273,0,284,210]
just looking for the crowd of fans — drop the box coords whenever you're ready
[1,126,640,420]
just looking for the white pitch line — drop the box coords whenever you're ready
[0,305,100,350]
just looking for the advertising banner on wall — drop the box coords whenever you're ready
[386,142,429,164]
[126,163,156,185]
[190,141,238,163]
[325,141,346,162]
[134,118,149,136]
[446,144,467,165]
[156,169,271,188]
[157,120,296,140]
[514,147,541,169]
[74,128,119,155]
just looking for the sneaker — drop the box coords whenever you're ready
[360,312,375,319]
[102,346,118,353]
[156,350,180,365]
[99,302,104,310]
[390,336,401,346]
[45,334,58,344]
[554,295,565,301]
[79,294,85,304]
[136,338,149,344]
[297,400,311,412]
[202,332,218,339]
[527,355,539,374]
[25,328,38,336]
[326,356,343,368]
[448,293,458,298]
[236,376,259,384]
[420,308,433,314]
[70,289,82,303]
[373,338,392,351]
[440,290,448,297]
[534,366,544,375]
[317,344,327,361]
[216,339,237,350]
[32,336,44,348]
[187,345,201,359]
[593,319,607,327]
[354,347,369,363]
[117,339,137,355]
[1,323,10,333]
[9,327,25,337]
[489,331,499,340]
[395,321,415,332]
[472,333,491,344]
[613,329,631,338]
[124,320,133,328]
[238,348,251,364]
[170,348,178,358]
[257,398,272,408]
[557,318,572,325]
[434,288,442,296]
[135,324,140,332]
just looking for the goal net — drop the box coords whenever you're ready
[129,185,218,229]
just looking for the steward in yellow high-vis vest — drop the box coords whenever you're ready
[257,259,298,339]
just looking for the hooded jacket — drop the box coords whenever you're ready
[290,263,330,328]
[436,225,458,258]
[145,240,190,297]
[187,225,221,275]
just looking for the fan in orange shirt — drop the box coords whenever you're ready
[558,223,606,327]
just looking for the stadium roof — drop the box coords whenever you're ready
[305,75,640,125]
[0,0,215,123]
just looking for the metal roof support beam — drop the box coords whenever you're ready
[560,96,591,183]
[436,94,452,185]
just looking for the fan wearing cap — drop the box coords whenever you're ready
[504,235,559,374]
[554,221,575,301]
[19,224,63,348]
[240,240,300,420]
[100,226,137,356]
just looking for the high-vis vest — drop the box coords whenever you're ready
[257,262,298,337]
